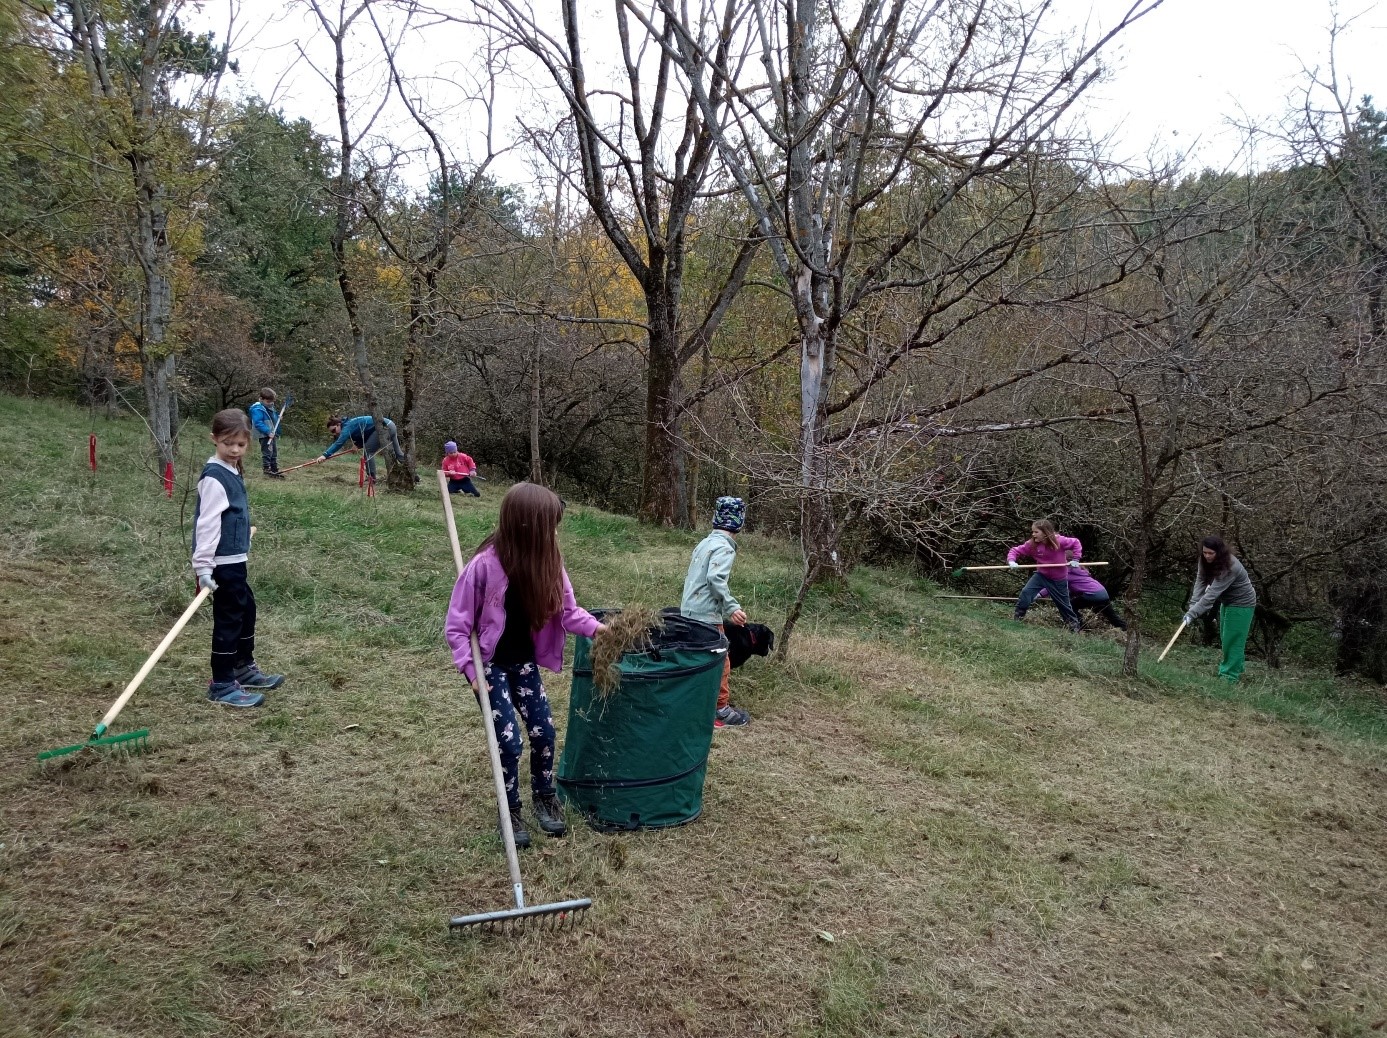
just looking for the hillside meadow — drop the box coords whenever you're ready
[1,395,1385,1037]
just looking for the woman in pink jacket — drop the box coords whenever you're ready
[1007,519,1083,632]
[445,483,605,847]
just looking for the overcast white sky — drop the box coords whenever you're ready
[219,0,1387,185]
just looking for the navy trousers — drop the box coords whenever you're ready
[210,562,256,682]
[1015,572,1081,629]
[258,435,279,473]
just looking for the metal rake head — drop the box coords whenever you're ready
[449,898,592,936]
[38,728,151,763]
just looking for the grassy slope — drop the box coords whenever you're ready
[1,393,1385,1038]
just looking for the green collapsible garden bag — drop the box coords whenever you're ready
[558,611,727,831]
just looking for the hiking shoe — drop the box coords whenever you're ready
[266,470,286,480]
[206,680,265,708]
[500,804,531,849]
[532,793,568,837]
[233,661,285,690]
[715,704,750,728]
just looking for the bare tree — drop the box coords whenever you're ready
[301,0,393,478]
[356,3,504,490]
[463,0,762,524]
[650,0,1162,656]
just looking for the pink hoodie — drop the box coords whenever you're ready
[1006,534,1083,576]
[445,545,601,682]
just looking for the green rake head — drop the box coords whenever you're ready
[38,728,151,763]
[449,898,592,936]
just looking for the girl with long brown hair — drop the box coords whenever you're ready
[1006,518,1084,632]
[444,483,606,847]
[1184,535,1257,681]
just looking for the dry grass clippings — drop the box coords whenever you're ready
[589,606,659,697]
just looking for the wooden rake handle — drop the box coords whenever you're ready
[97,524,261,737]
[959,561,1110,572]
[1156,619,1188,663]
[438,469,527,911]
[279,446,359,474]
[96,586,211,738]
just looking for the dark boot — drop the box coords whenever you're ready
[499,804,530,849]
[532,793,568,837]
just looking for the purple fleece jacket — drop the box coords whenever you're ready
[1039,564,1107,600]
[445,545,601,682]
[1006,534,1083,575]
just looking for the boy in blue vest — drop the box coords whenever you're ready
[247,388,285,479]
[192,409,285,707]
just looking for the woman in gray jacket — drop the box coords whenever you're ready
[1183,535,1257,681]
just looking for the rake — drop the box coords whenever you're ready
[950,561,1110,578]
[436,470,592,934]
[279,445,358,474]
[39,585,212,762]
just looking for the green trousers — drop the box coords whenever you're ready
[1218,604,1255,681]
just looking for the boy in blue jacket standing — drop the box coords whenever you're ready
[681,496,751,728]
[247,388,284,479]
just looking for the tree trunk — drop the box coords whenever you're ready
[638,302,687,526]
[389,278,422,492]
[776,555,819,664]
[529,324,543,484]
[140,351,176,468]
[1121,519,1150,677]
[684,336,713,527]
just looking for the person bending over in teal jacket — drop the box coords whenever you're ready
[321,414,405,479]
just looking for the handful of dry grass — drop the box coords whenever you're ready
[590,606,660,697]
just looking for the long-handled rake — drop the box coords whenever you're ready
[39,585,213,762]
[950,561,1110,577]
[436,470,592,934]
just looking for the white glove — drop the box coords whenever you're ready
[197,571,218,592]
[1182,612,1195,626]
[1008,560,1020,570]
[1068,559,1080,569]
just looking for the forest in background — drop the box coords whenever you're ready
[1,0,1383,681]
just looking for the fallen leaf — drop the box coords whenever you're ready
[817,931,835,943]
[336,964,349,978]
[344,724,360,732]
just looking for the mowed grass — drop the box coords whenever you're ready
[1,392,1385,1038]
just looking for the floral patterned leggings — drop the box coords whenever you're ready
[481,662,556,807]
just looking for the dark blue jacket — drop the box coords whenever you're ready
[193,463,251,559]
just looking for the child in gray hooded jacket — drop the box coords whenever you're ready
[681,496,750,727]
